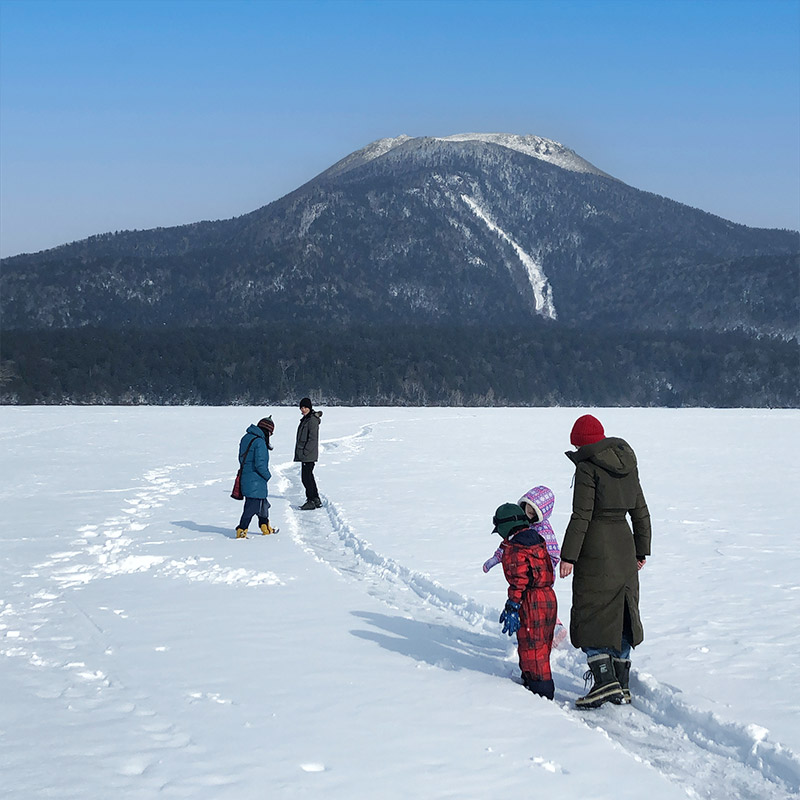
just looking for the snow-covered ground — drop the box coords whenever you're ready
[2,406,798,800]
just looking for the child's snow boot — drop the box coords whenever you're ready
[235,528,248,539]
[299,500,316,510]
[522,672,555,700]
[575,654,624,708]
[611,658,632,704]
[260,522,277,535]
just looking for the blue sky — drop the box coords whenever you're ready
[1,0,798,257]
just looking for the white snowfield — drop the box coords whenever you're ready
[1,406,798,800]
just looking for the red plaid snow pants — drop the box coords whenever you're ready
[502,541,557,681]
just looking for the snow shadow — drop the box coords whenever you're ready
[172,520,236,539]
[350,610,509,678]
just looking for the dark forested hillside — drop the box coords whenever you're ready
[2,324,797,408]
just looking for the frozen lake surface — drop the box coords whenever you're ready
[2,406,798,799]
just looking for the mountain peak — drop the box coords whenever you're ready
[320,132,611,181]
[320,136,414,180]
[433,133,610,177]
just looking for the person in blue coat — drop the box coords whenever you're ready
[235,416,276,538]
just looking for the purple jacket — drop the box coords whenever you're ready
[518,485,560,569]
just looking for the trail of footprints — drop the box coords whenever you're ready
[5,435,800,797]
[285,424,800,800]
[1,464,252,794]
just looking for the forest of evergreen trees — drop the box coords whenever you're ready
[1,323,797,408]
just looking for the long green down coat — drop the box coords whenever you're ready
[561,437,651,651]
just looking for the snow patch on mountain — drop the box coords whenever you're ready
[299,202,328,237]
[321,136,414,179]
[439,133,610,177]
[321,133,610,181]
[461,195,557,319]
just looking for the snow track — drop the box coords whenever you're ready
[1,460,246,797]
[280,422,800,800]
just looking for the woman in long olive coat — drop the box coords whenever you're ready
[560,414,651,708]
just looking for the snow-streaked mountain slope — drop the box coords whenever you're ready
[461,193,557,318]
[2,406,799,800]
[318,135,414,180]
[2,133,797,337]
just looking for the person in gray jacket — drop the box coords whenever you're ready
[295,397,323,510]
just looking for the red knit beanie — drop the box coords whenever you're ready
[570,414,605,447]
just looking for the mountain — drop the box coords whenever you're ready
[1,133,798,407]
[2,133,798,337]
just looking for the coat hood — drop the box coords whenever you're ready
[566,436,637,477]
[508,527,545,548]
[517,485,555,523]
[246,424,267,439]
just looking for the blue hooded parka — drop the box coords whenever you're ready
[238,424,271,499]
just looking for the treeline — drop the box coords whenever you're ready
[1,323,797,407]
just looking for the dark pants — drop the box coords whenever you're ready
[238,497,270,530]
[301,462,318,501]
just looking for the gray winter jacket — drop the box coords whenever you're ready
[294,411,322,463]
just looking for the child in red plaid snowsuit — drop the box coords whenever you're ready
[492,503,557,700]
[484,485,567,648]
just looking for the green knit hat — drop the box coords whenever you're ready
[492,503,529,540]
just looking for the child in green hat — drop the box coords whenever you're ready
[491,502,558,700]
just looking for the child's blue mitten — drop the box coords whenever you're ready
[499,600,521,636]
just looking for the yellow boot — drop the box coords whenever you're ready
[235,527,248,539]
[260,522,276,535]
